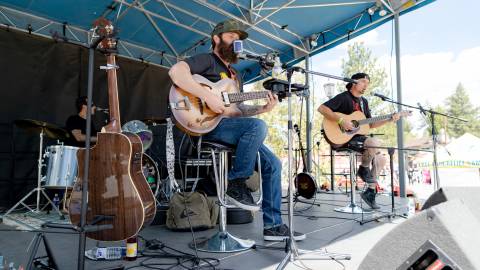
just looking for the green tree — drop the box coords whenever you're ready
[340,42,411,146]
[341,42,389,115]
[249,68,308,157]
[445,83,480,137]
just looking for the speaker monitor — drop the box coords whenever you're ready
[421,187,480,222]
[359,192,480,270]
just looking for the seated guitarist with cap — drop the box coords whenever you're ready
[168,19,305,241]
[318,73,400,209]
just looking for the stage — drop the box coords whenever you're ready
[0,191,409,270]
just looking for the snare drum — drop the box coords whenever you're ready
[43,145,79,188]
[142,153,160,197]
[122,120,153,151]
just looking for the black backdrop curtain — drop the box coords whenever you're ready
[0,28,172,208]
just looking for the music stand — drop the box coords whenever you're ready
[25,232,59,270]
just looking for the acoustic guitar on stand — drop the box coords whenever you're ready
[293,124,317,200]
[323,110,411,147]
[68,18,155,241]
[169,74,271,136]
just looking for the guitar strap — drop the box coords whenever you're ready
[359,97,365,114]
[166,118,180,198]
[212,52,240,89]
[228,66,241,90]
[349,90,365,114]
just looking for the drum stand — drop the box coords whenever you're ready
[1,129,63,223]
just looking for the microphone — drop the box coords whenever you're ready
[237,52,277,67]
[373,92,390,100]
[417,102,427,115]
[233,40,279,69]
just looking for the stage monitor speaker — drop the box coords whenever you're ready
[359,199,480,270]
[421,186,480,222]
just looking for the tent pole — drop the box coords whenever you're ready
[394,11,407,198]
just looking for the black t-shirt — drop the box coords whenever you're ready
[65,115,97,147]
[323,91,371,118]
[184,53,243,91]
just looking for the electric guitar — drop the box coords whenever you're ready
[68,18,156,241]
[322,110,411,147]
[169,74,270,135]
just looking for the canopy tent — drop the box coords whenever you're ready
[417,133,480,168]
[0,0,435,197]
[0,0,433,82]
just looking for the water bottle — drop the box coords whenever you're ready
[85,247,126,260]
[0,252,4,270]
[52,194,60,210]
[407,197,416,217]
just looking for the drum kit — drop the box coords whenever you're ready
[2,117,167,221]
[2,119,71,220]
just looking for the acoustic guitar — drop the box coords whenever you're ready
[169,74,270,135]
[68,18,156,241]
[322,110,411,147]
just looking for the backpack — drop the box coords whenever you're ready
[166,191,219,231]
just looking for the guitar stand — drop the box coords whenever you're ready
[293,193,321,207]
[282,193,321,208]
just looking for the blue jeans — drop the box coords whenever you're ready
[203,117,283,228]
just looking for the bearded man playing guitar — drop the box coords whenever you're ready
[318,73,400,209]
[168,19,305,241]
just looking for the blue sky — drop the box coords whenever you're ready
[399,0,479,54]
[309,0,480,113]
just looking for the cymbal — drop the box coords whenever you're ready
[14,119,70,140]
[142,117,167,126]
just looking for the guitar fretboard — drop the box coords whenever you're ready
[228,91,270,103]
[357,113,394,126]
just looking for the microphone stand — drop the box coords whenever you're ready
[287,66,357,84]
[277,67,298,270]
[276,67,353,270]
[374,96,467,191]
[358,146,433,225]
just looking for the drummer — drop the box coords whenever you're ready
[65,96,98,147]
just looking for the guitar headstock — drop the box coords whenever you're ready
[91,17,117,51]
